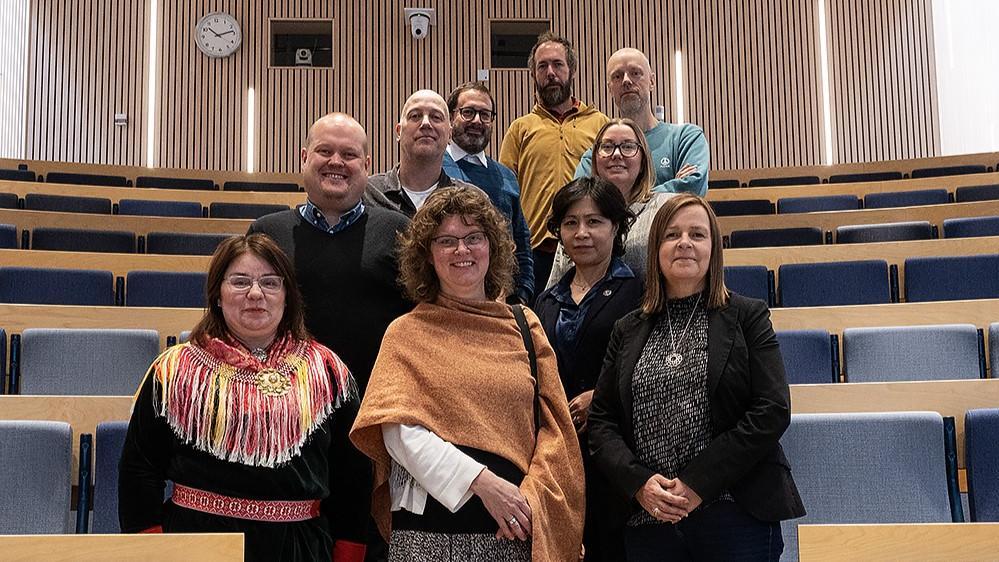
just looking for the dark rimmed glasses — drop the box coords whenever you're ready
[597,140,642,158]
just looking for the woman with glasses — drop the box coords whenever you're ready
[534,177,642,561]
[119,234,369,562]
[546,118,677,290]
[350,186,584,561]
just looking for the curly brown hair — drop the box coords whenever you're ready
[398,186,516,303]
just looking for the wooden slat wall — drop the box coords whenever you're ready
[827,0,940,163]
[25,0,147,166]
[0,0,30,158]
[19,0,941,173]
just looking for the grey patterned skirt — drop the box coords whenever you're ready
[388,529,532,562]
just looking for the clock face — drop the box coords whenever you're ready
[195,12,242,58]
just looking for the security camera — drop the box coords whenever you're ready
[410,13,430,39]
[403,8,435,40]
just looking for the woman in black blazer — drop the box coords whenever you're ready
[535,177,643,561]
[588,194,804,561]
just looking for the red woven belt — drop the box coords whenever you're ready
[171,484,321,522]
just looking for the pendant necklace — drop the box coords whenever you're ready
[665,292,702,368]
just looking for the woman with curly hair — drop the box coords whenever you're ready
[350,186,584,561]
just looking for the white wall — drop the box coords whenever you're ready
[0,0,29,158]
[932,0,999,155]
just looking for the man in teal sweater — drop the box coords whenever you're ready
[575,48,710,196]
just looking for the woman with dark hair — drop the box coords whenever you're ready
[119,233,369,562]
[547,118,677,289]
[588,194,804,561]
[350,186,584,561]
[534,176,643,561]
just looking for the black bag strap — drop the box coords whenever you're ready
[511,304,541,438]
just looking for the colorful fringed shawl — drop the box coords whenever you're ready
[148,334,356,468]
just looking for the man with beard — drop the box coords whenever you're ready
[500,32,608,298]
[366,89,477,216]
[575,47,710,196]
[442,81,534,304]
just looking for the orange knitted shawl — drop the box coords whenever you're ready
[350,295,584,561]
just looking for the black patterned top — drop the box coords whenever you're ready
[629,292,710,526]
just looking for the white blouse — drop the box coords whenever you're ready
[381,423,485,514]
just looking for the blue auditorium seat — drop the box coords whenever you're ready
[19,328,159,395]
[118,198,203,218]
[828,171,903,183]
[0,266,114,305]
[91,421,129,533]
[942,216,999,238]
[126,271,207,308]
[707,179,740,189]
[747,175,821,187]
[863,189,949,209]
[0,224,17,248]
[729,227,824,248]
[966,408,999,522]
[835,221,934,244]
[723,266,772,305]
[843,324,982,382]
[0,193,18,208]
[31,227,136,253]
[223,180,301,192]
[24,193,112,214]
[779,412,952,561]
[135,176,216,190]
[145,232,232,256]
[45,171,130,187]
[777,195,860,214]
[911,165,988,178]
[776,330,836,384]
[209,202,290,219]
[0,168,37,182]
[905,254,999,302]
[955,184,999,202]
[778,260,891,307]
[709,199,773,217]
[0,420,73,533]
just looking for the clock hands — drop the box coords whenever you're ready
[217,30,235,37]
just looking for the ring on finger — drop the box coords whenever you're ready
[652,507,660,517]
[509,516,519,526]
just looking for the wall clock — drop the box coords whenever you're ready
[195,12,242,58]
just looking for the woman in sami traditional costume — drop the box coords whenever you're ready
[118,234,369,562]
[350,187,585,562]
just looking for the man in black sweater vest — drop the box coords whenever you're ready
[249,113,410,561]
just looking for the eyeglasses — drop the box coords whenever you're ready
[226,274,284,293]
[597,141,642,158]
[456,107,496,123]
[430,231,488,250]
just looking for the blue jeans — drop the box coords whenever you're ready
[624,500,783,562]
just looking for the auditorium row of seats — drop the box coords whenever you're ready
[4,408,997,562]
[710,184,999,216]
[724,254,999,307]
[0,226,230,255]
[2,253,995,310]
[0,267,206,307]
[725,216,999,247]
[3,322,996,396]
[0,192,289,219]
[0,166,301,192]
[708,162,997,188]
[777,323,999,384]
